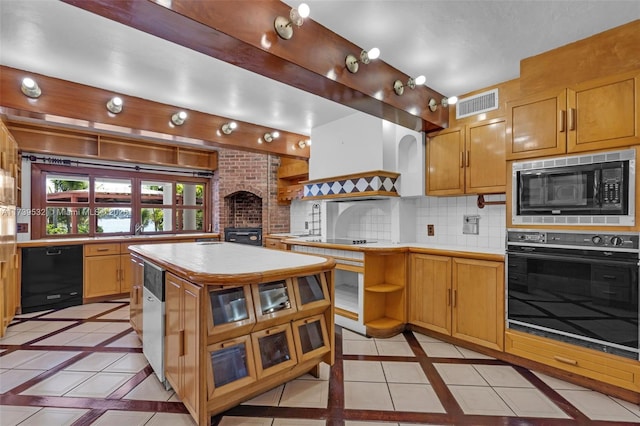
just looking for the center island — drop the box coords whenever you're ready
[128,241,336,426]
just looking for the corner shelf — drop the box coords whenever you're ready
[366,283,403,293]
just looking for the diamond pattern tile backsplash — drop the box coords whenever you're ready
[304,174,399,198]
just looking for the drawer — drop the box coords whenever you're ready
[264,238,283,250]
[84,243,121,256]
[591,265,630,284]
[505,329,640,392]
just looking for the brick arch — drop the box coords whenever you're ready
[222,184,264,200]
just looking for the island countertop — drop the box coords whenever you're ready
[129,241,336,285]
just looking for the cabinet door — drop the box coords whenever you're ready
[466,119,506,194]
[452,258,504,351]
[207,285,255,341]
[251,323,297,379]
[292,315,330,363]
[119,253,132,293]
[84,255,121,298]
[165,274,182,393]
[408,254,451,335]
[207,336,257,398]
[426,128,465,195]
[182,281,201,420]
[506,89,567,160]
[567,72,640,153]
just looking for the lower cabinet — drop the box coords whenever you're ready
[84,243,130,299]
[129,254,144,336]
[409,253,504,351]
[165,273,201,422]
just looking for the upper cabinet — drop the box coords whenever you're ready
[507,71,640,160]
[426,118,506,196]
[277,158,308,205]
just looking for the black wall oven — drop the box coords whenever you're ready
[506,230,639,360]
[512,149,635,226]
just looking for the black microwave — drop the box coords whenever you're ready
[512,149,635,226]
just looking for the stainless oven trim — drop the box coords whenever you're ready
[512,149,635,226]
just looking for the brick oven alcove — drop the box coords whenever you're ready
[225,190,262,228]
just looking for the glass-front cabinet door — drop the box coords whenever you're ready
[207,285,255,341]
[292,314,331,363]
[251,324,297,379]
[206,335,256,398]
[292,273,330,318]
[252,279,298,327]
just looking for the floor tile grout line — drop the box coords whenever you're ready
[93,327,136,348]
[404,330,463,419]
[512,364,593,423]
[0,393,190,413]
[1,351,92,395]
[105,364,155,400]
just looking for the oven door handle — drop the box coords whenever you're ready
[508,251,638,267]
[594,168,601,207]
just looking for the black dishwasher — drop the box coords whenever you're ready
[21,245,83,314]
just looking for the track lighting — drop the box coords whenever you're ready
[428,97,456,112]
[263,131,280,143]
[393,75,426,96]
[106,97,123,114]
[221,122,237,135]
[171,111,187,126]
[21,77,41,98]
[274,3,310,40]
[345,48,380,73]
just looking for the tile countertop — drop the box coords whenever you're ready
[283,237,505,257]
[17,233,220,248]
[129,241,336,285]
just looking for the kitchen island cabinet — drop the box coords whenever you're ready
[129,241,335,426]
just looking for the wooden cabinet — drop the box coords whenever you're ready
[129,254,144,336]
[264,236,287,250]
[251,323,298,379]
[426,118,506,195]
[165,272,202,422]
[363,252,407,338]
[409,253,504,351]
[84,243,129,299]
[507,71,640,160]
[506,329,640,393]
[277,158,308,205]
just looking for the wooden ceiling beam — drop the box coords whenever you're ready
[0,65,310,158]
[61,0,448,132]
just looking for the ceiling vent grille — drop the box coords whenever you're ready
[455,88,499,119]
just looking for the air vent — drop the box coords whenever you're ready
[456,89,499,119]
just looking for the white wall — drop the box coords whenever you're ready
[309,111,383,180]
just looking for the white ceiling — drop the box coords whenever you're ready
[1,0,638,136]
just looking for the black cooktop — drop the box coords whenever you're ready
[323,238,375,245]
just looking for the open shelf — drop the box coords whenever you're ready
[366,284,403,293]
[366,317,404,330]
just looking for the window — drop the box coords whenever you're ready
[32,164,210,238]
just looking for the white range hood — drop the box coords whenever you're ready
[306,112,424,199]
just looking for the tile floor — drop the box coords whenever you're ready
[0,300,639,425]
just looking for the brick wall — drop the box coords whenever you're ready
[214,148,290,237]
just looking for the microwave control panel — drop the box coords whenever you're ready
[601,167,623,206]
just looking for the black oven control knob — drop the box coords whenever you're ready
[591,236,603,245]
[610,236,624,246]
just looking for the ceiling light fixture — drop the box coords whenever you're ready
[106,96,123,114]
[263,131,280,143]
[428,97,456,112]
[345,48,380,73]
[221,122,237,135]
[297,140,307,149]
[171,111,187,126]
[393,75,426,96]
[21,77,41,98]
[274,3,310,40]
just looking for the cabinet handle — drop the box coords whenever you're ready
[459,152,464,168]
[554,355,578,366]
[96,248,110,252]
[568,108,576,131]
[602,274,617,280]
[465,150,470,167]
[179,330,185,357]
[452,290,457,308]
[265,327,279,335]
[221,340,237,348]
[559,110,566,132]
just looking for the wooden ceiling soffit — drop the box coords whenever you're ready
[61,0,449,132]
[0,65,309,158]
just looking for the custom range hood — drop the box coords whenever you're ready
[304,112,424,200]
